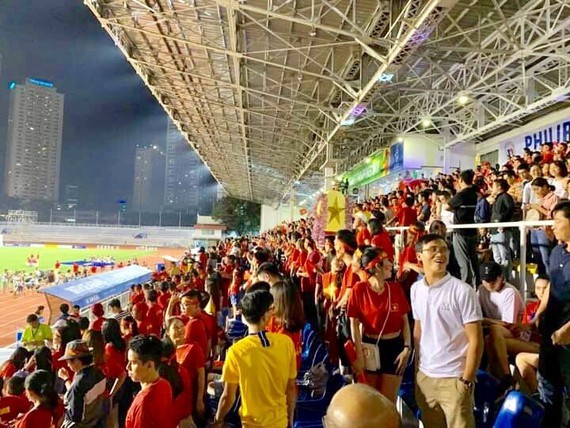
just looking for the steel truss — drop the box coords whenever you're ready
[85,0,570,204]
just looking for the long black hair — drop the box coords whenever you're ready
[102,318,127,352]
[5,347,30,371]
[158,338,183,398]
[34,346,53,373]
[25,370,58,410]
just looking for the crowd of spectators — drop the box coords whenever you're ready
[0,142,569,427]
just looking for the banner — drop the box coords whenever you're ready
[499,118,570,162]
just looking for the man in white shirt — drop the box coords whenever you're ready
[478,261,538,396]
[412,234,483,428]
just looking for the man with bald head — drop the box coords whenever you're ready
[324,384,401,428]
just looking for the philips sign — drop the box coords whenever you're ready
[523,120,570,150]
[497,117,570,163]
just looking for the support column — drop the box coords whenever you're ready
[324,166,336,192]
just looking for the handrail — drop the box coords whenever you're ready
[385,219,555,299]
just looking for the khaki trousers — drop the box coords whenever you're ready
[415,371,475,428]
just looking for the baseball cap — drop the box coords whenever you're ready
[58,340,92,361]
[480,261,503,282]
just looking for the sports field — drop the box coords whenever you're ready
[0,247,155,272]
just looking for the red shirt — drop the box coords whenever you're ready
[137,319,154,336]
[183,318,208,356]
[0,395,31,423]
[99,357,125,380]
[90,317,105,332]
[146,304,163,337]
[175,343,205,381]
[356,227,371,247]
[523,300,540,324]
[173,365,193,421]
[371,232,395,261]
[105,343,126,368]
[200,312,217,349]
[339,266,359,298]
[157,292,171,310]
[131,293,145,305]
[396,207,417,227]
[346,281,410,336]
[0,362,17,380]
[125,378,175,428]
[16,403,59,428]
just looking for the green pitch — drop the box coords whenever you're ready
[0,247,155,272]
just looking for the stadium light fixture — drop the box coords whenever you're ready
[457,94,470,105]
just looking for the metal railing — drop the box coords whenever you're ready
[386,219,554,299]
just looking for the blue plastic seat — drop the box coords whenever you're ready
[474,369,501,428]
[296,373,345,424]
[493,391,544,428]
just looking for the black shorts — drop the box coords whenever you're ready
[362,335,404,375]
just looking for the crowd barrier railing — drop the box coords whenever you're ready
[386,219,555,300]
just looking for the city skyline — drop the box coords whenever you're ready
[0,0,215,212]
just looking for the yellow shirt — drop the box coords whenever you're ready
[21,323,53,350]
[221,331,297,427]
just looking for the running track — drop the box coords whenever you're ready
[0,248,185,348]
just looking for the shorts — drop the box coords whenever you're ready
[362,334,405,375]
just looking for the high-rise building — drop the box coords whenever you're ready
[4,78,64,201]
[132,145,164,212]
[164,119,216,214]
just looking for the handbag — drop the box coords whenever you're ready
[361,284,391,372]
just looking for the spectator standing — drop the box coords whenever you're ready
[109,299,130,321]
[412,234,483,428]
[214,290,297,428]
[125,335,175,428]
[489,179,515,281]
[537,202,570,427]
[527,177,558,275]
[90,303,106,332]
[447,170,480,286]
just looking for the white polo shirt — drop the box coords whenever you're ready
[411,273,482,378]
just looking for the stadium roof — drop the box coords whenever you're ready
[86,0,570,205]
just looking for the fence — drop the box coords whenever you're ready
[386,219,555,300]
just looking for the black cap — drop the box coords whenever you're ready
[480,261,503,282]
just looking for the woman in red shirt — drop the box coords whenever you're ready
[165,317,206,420]
[347,247,411,403]
[267,281,305,368]
[18,369,63,428]
[158,338,193,427]
[0,347,29,380]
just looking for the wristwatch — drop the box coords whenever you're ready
[459,377,474,388]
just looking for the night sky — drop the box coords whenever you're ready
[0,0,169,210]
